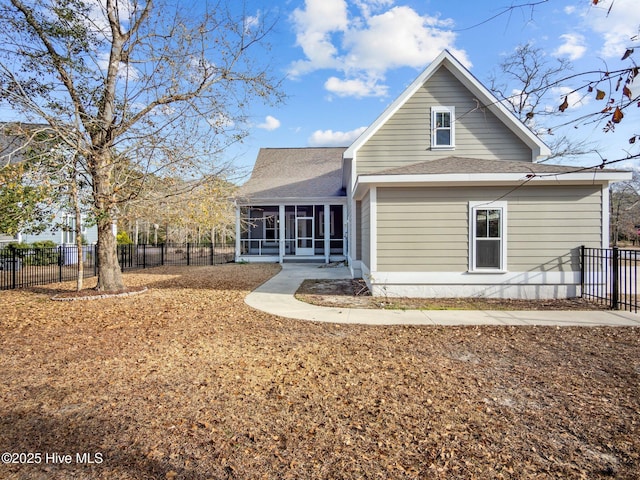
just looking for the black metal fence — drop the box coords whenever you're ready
[0,243,235,291]
[581,245,639,312]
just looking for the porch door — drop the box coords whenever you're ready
[295,217,314,255]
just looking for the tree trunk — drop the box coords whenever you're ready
[92,151,125,292]
[96,217,124,291]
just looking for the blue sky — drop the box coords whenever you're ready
[232,0,640,178]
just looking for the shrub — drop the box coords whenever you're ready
[2,241,60,266]
[117,231,134,245]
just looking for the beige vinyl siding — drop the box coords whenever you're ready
[376,185,602,272]
[360,192,371,268]
[356,66,532,175]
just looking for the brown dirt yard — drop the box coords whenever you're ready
[0,264,639,480]
[295,278,609,310]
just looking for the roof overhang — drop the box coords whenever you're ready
[353,171,632,200]
[235,196,347,207]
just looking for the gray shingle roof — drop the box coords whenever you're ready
[238,147,346,201]
[371,156,618,176]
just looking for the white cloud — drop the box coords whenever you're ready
[84,0,135,36]
[97,51,140,80]
[341,6,466,73]
[551,86,591,111]
[553,33,587,61]
[583,0,640,58]
[324,76,388,98]
[289,0,469,98]
[209,113,235,129]
[308,126,367,146]
[257,115,281,131]
[289,0,349,77]
[245,12,261,33]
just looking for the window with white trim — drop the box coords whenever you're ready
[264,214,278,241]
[469,202,506,271]
[431,106,455,149]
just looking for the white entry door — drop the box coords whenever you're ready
[295,217,314,255]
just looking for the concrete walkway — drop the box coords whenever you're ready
[245,263,640,326]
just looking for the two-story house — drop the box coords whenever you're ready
[235,50,630,299]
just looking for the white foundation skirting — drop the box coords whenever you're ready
[364,270,582,299]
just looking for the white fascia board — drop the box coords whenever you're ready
[352,171,632,199]
[236,197,347,206]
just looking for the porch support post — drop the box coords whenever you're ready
[343,203,348,260]
[235,205,241,261]
[324,204,330,264]
[278,204,285,263]
[370,187,377,272]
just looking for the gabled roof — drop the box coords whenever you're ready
[344,50,551,161]
[237,147,347,202]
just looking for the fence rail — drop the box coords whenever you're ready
[581,245,639,312]
[0,243,234,291]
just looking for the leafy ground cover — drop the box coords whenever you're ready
[295,279,610,310]
[0,264,639,479]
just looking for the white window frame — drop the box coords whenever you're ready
[62,214,87,244]
[431,106,455,149]
[468,201,507,272]
[262,213,279,241]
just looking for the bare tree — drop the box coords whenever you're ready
[0,0,282,291]
[488,43,598,161]
[610,170,640,245]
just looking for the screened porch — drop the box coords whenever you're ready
[236,204,346,263]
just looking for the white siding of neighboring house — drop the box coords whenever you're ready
[356,66,533,175]
[19,211,98,245]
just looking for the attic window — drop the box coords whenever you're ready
[431,106,455,149]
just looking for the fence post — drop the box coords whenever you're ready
[143,243,146,269]
[211,243,215,265]
[187,243,191,266]
[580,245,585,298]
[161,244,165,266]
[11,245,17,290]
[59,246,63,283]
[612,246,619,310]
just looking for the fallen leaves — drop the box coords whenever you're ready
[0,264,639,479]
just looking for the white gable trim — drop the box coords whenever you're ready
[344,50,551,163]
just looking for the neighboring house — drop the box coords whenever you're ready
[17,212,98,246]
[235,50,631,299]
[0,122,99,246]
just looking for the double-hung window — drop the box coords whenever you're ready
[431,106,455,149]
[264,214,278,241]
[469,201,506,272]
